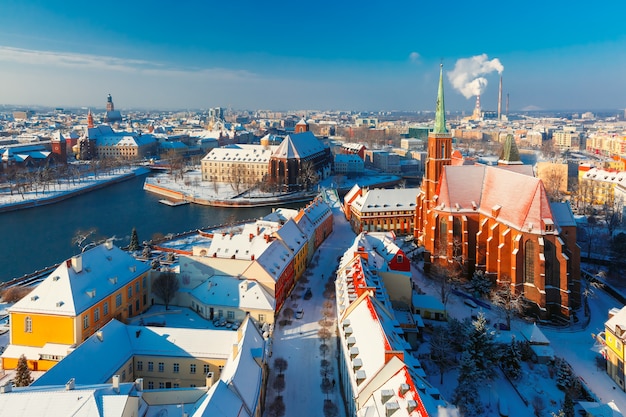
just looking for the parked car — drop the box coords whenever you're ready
[463,298,478,309]
[295,308,304,319]
[493,322,510,331]
[304,288,312,300]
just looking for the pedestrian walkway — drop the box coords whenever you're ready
[264,208,354,417]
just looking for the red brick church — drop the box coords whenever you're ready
[414,66,581,320]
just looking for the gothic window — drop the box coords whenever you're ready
[453,217,462,258]
[524,240,535,284]
[544,240,560,287]
[439,217,448,254]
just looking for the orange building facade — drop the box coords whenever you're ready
[414,67,581,320]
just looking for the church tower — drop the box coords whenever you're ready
[424,64,452,208]
[106,94,114,112]
[415,65,453,250]
[87,109,94,129]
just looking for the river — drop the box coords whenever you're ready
[0,174,277,282]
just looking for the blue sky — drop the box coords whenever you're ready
[1,0,625,112]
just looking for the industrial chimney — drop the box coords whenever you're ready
[497,76,503,120]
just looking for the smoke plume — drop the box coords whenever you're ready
[447,54,503,99]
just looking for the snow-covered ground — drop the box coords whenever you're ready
[0,166,149,209]
[1,192,625,416]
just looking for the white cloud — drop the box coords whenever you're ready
[409,51,421,63]
[447,53,503,99]
[0,45,256,81]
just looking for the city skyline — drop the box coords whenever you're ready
[1,0,625,112]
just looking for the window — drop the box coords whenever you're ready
[218,310,223,318]
[137,361,143,371]
[128,363,132,374]
[115,293,122,308]
[94,307,100,322]
[397,254,404,264]
[173,383,180,388]
[128,286,132,298]
[158,362,164,372]
[135,282,140,293]
[103,301,109,316]
[24,316,32,333]
[148,361,154,372]
[122,370,126,380]
[218,365,224,373]
[204,364,210,374]
[173,363,179,373]
[227,311,235,320]
[190,364,196,374]
[524,240,536,284]
[438,217,448,253]
[142,276,147,289]
[258,314,265,323]
[148,381,154,389]
[159,382,165,389]
[83,314,89,329]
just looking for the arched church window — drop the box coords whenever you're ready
[524,240,535,284]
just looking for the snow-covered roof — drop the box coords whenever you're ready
[272,131,327,159]
[351,188,418,214]
[9,242,150,316]
[273,218,307,253]
[0,382,142,417]
[299,197,332,226]
[255,239,292,281]
[190,276,275,311]
[521,322,550,345]
[201,144,276,163]
[33,316,251,386]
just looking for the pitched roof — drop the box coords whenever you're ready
[436,164,555,233]
[272,131,326,159]
[9,242,150,316]
[351,188,418,214]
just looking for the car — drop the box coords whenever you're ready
[463,298,478,309]
[304,288,312,300]
[493,322,510,331]
[295,308,304,319]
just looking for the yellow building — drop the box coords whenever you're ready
[579,167,626,206]
[2,241,150,371]
[200,144,276,184]
[29,313,268,415]
[604,306,626,390]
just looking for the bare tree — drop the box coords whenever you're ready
[298,161,319,191]
[72,228,98,253]
[274,357,288,375]
[602,192,623,239]
[152,271,179,310]
[429,259,462,306]
[542,165,566,202]
[490,279,525,329]
[0,286,33,303]
[430,327,455,384]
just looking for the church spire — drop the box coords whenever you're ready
[498,133,523,165]
[87,109,94,129]
[434,64,447,134]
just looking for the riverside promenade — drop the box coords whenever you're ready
[0,166,150,213]
[144,170,402,208]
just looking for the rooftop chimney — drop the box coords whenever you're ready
[112,375,120,393]
[71,255,82,273]
[65,378,75,391]
[205,372,215,389]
